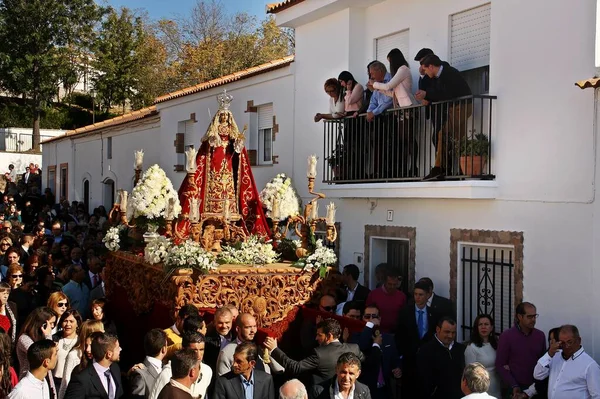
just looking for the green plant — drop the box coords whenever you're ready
[460,133,489,157]
[275,238,299,262]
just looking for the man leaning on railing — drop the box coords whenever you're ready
[415,54,472,181]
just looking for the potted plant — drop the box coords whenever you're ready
[459,133,490,176]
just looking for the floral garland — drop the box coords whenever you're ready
[165,240,217,273]
[126,164,181,225]
[144,236,171,265]
[260,173,301,220]
[218,235,279,265]
[103,227,122,252]
[295,239,337,277]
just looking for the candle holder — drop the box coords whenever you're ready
[134,168,142,186]
[276,174,337,257]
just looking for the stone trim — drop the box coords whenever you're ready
[449,229,524,306]
[363,225,416,290]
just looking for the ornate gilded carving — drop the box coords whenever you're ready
[105,251,325,329]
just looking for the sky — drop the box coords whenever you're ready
[102,0,272,21]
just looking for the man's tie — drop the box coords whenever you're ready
[92,274,98,287]
[417,310,425,339]
[104,370,115,399]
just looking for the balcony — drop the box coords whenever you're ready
[322,95,498,199]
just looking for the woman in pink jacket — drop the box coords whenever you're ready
[371,48,418,177]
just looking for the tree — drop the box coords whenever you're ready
[0,0,103,150]
[93,7,143,113]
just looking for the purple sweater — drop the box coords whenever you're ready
[495,325,546,388]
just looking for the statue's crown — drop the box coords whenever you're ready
[217,89,233,110]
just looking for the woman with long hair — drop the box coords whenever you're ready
[24,254,40,277]
[0,329,17,396]
[53,309,82,389]
[314,78,345,122]
[91,298,117,336]
[0,237,12,278]
[372,48,414,107]
[338,71,364,116]
[16,306,56,378]
[47,292,69,335]
[0,282,17,347]
[465,314,501,398]
[58,319,104,399]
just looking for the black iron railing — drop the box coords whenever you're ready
[322,95,497,183]
[460,245,514,341]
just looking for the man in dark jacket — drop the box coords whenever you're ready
[311,352,372,399]
[417,317,466,399]
[416,54,472,180]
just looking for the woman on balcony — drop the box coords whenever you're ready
[314,78,345,122]
[338,71,363,116]
[338,71,365,180]
[370,48,418,177]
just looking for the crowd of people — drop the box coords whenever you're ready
[318,47,473,181]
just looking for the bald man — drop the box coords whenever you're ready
[279,379,308,399]
[216,313,284,376]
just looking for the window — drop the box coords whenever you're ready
[107,137,112,159]
[175,120,194,170]
[83,179,90,214]
[450,4,491,95]
[103,179,115,210]
[47,166,56,200]
[59,163,68,200]
[257,104,273,165]
[457,244,514,342]
[375,29,410,64]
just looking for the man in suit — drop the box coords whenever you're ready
[417,54,473,180]
[65,331,124,399]
[216,313,283,376]
[394,280,438,398]
[265,318,366,386]
[350,304,401,399]
[83,255,102,292]
[130,329,168,398]
[342,264,370,305]
[204,307,235,374]
[156,349,200,399]
[419,277,455,319]
[22,166,31,185]
[18,234,34,264]
[301,295,337,352]
[311,352,372,399]
[89,265,107,305]
[417,317,466,399]
[214,342,275,399]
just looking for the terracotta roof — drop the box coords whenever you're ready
[154,55,294,104]
[42,106,158,144]
[267,0,305,14]
[575,77,600,89]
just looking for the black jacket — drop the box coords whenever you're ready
[430,293,455,319]
[311,377,372,399]
[64,362,123,399]
[213,369,274,399]
[417,338,465,399]
[424,63,472,102]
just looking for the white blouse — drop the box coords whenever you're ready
[465,342,502,398]
[55,337,77,378]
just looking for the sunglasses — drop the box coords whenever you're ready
[57,302,68,308]
[1,243,10,246]
[321,306,336,312]
[363,314,380,320]
[11,274,22,279]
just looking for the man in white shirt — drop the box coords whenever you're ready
[150,331,212,399]
[461,362,497,398]
[130,329,168,398]
[534,324,600,399]
[9,339,57,399]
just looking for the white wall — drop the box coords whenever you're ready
[156,66,295,191]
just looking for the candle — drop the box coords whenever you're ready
[307,154,318,178]
[134,150,144,170]
[185,146,198,173]
[272,197,280,220]
[224,199,230,220]
[190,198,199,222]
[310,201,319,220]
[120,190,128,210]
[325,202,336,226]
[116,190,121,206]
[166,197,175,219]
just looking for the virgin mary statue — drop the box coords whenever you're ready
[174,91,271,242]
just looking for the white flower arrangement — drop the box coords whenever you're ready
[260,173,301,220]
[102,226,122,252]
[302,239,337,275]
[126,164,181,223]
[218,235,279,266]
[165,240,218,272]
[144,236,172,265]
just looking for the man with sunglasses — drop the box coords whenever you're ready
[348,304,401,399]
[496,302,546,399]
